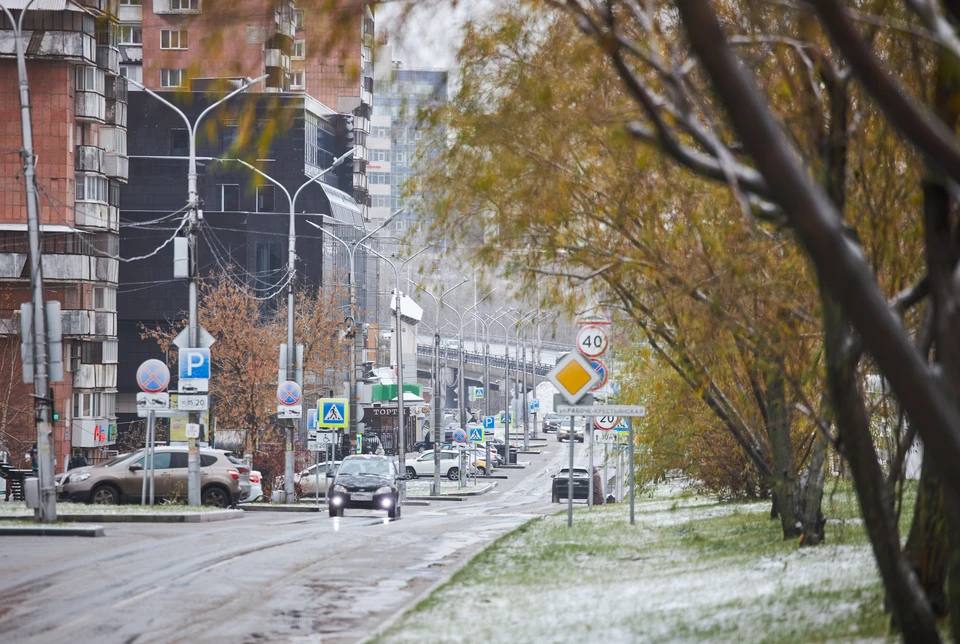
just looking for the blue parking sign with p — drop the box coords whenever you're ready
[482,416,495,431]
[179,348,210,379]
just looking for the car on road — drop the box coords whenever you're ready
[552,467,591,502]
[557,418,585,443]
[57,446,242,507]
[328,455,402,519]
[542,413,564,433]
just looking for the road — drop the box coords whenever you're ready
[0,436,602,644]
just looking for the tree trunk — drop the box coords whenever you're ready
[799,429,828,546]
[764,365,800,539]
[822,287,939,640]
[903,455,949,618]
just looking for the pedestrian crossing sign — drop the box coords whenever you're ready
[468,427,484,443]
[319,398,349,428]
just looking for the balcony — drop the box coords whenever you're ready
[265,48,290,71]
[40,254,118,283]
[104,154,128,182]
[62,309,117,338]
[73,363,117,389]
[76,146,105,173]
[96,45,120,75]
[76,92,106,122]
[105,99,127,127]
[0,30,96,64]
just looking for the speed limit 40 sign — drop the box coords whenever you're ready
[576,325,609,358]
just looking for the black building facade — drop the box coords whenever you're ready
[118,90,367,425]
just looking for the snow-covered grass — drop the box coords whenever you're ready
[405,480,494,496]
[0,501,224,516]
[376,482,906,644]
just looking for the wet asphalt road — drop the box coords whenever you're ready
[0,437,589,644]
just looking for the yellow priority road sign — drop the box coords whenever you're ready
[547,352,602,405]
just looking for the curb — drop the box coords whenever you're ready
[498,464,527,469]
[478,475,509,480]
[516,450,542,455]
[406,495,464,502]
[0,524,104,537]
[1,509,246,523]
[403,500,431,506]
[242,504,323,513]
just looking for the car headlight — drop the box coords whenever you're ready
[333,485,347,493]
[375,486,393,494]
[71,473,91,483]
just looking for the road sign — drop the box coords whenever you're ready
[179,348,211,380]
[307,430,335,451]
[277,405,302,419]
[498,411,514,426]
[482,416,495,431]
[529,398,540,412]
[177,394,209,411]
[576,325,609,358]
[319,398,349,428]
[137,359,170,393]
[557,404,647,417]
[475,387,484,399]
[185,423,200,439]
[307,408,318,430]
[594,429,629,444]
[591,359,609,391]
[468,426,484,443]
[173,325,216,350]
[136,392,169,411]
[277,380,302,406]
[594,414,619,430]
[452,427,467,443]
[546,352,602,405]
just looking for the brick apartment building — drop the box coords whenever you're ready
[0,0,127,468]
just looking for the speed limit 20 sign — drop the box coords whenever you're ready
[594,415,620,430]
[576,325,609,358]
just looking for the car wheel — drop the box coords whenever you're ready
[447,467,459,481]
[388,503,401,519]
[328,506,342,517]
[477,466,486,476]
[406,466,417,479]
[552,492,559,503]
[201,486,230,508]
[91,484,120,505]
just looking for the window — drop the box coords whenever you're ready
[75,174,109,203]
[415,130,422,141]
[200,454,218,467]
[395,152,404,164]
[371,150,387,162]
[256,185,275,213]
[218,184,239,211]
[169,453,188,468]
[376,128,387,138]
[133,452,172,469]
[160,29,188,49]
[120,65,142,85]
[73,392,101,418]
[93,287,116,311]
[293,39,305,59]
[290,70,304,89]
[120,0,142,4]
[170,128,188,155]
[294,9,305,30]
[170,0,194,10]
[220,119,238,149]
[160,68,185,88]
[75,123,98,147]
[75,66,104,93]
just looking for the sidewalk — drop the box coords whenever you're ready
[405,480,497,500]
[0,502,243,523]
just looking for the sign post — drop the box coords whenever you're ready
[136,359,170,507]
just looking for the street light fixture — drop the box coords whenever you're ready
[306,209,404,452]
[124,73,268,505]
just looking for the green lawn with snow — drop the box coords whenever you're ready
[377,482,908,643]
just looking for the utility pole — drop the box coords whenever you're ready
[3,0,56,523]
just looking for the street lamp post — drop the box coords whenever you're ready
[507,310,538,451]
[487,310,513,464]
[518,312,544,450]
[407,277,468,495]
[306,211,403,456]
[211,152,354,501]
[124,74,268,505]
[360,244,431,480]
[1,0,57,522]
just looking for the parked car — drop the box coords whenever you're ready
[552,467,591,502]
[224,454,252,501]
[557,419,585,443]
[296,461,341,498]
[244,470,263,503]
[405,450,472,480]
[328,455,402,519]
[542,413,564,433]
[57,447,242,507]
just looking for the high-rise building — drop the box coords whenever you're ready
[369,46,447,238]
[0,0,128,466]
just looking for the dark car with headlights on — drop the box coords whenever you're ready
[552,467,591,503]
[328,455,402,519]
[542,413,564,433]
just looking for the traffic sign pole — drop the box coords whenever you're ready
[588,415,594,512]
[568,413,575,528]
[628,416,635,525]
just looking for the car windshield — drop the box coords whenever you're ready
[558,468,590,477]
[546,414,563,420]
[103,451,144,467]
[338,458,392,477]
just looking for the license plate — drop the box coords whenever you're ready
[350,492,373,501]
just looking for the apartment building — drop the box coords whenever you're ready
[0,0,127,466]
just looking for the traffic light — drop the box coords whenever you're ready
[50,388,59,422]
